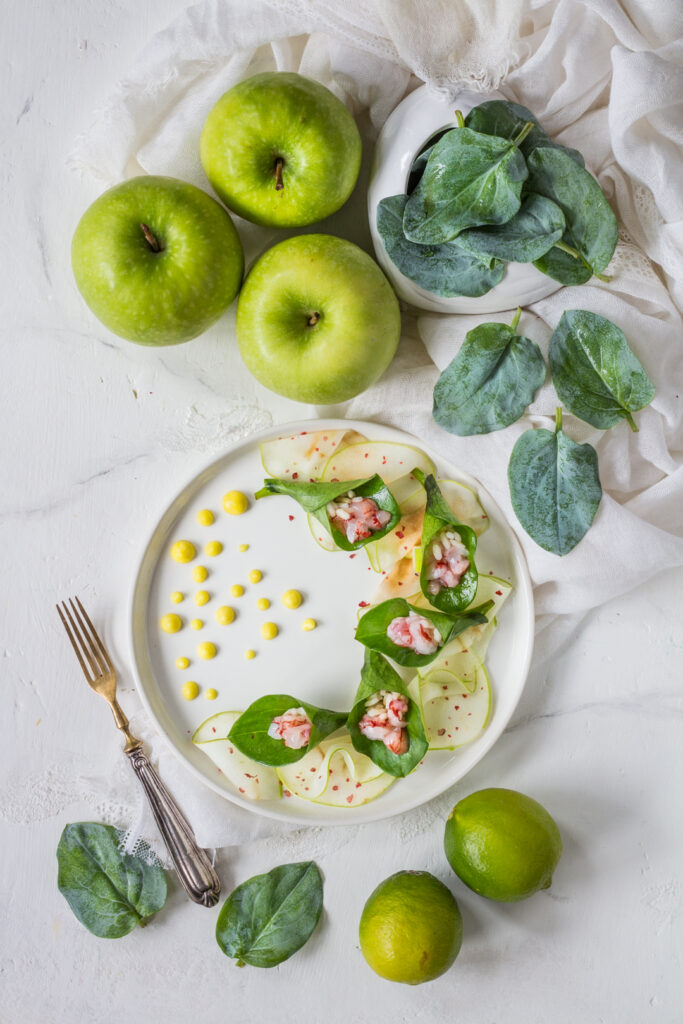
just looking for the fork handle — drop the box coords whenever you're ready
[125,746,221,908]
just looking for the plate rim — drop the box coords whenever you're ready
[128,417,534,826]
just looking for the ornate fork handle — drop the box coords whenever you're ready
[125,745,221,907]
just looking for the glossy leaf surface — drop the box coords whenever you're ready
[228,695,347,766]
[377,194,505,297]
[508,409,602,555]
[216,861,323,968]
[465,99,585,167]
[455,193,565,263]
[413,469,479,612]
[433,316,546,436]
[549,309,655,431]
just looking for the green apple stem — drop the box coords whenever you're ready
[140,223,161,252]
[274,158,284,192]
[307,312,321,326]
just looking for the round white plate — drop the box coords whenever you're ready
[368,85,563,313]
[130,419,534,825]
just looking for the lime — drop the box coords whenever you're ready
[444,787,562,902]
[359,870,462,984]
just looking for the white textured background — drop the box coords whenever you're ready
[2,1,682,1021]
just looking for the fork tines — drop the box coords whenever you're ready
[56,597,113,683]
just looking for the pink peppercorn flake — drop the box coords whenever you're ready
[288,514,295,521]
[346,794,354,803]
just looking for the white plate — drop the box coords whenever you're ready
[368,85,563,313]
[130,420,534,825]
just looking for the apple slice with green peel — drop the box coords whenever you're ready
[417,664,491,750]
[437,479,490,537]
[419,652,481,697]
[306,513,339,553]
[320,441,436,484]
[370,507,426,574]
[313,761,395,807]
[276,733,383,801]
[371,554,421,602]
[192,712,281,800]
[260,429,367,481]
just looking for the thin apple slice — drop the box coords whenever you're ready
[420,652,480,699]
[418,664,491,750]
[313,761,395,807]
[370,507,426,574]
[437,479,490,536]
[306,512,338,552]
[276,734,389,806]
[372,554,421,602]
[260,428,367,480]
[192,711,281,800]
[320,441,436,484]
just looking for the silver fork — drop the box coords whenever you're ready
[57,596,221,908]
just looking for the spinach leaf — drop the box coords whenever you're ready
[532,231,593,285]
[527,147,618,276]
[465,99,586,168]
[216,861,323,968]
[403,117,530,244]
[57,822,167,938]
[255,474,400,551]
[228,695,347,766]
[412,468,479,611]
[454,193,565,263]
[432,308,546,436]
[407,143,435,194]
[377,194,505,298]
[549,309,655,431]
[355,597,492,668]
[508,407,602,555]
[346,650,428,776]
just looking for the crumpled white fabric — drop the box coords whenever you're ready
[70,0,683,852]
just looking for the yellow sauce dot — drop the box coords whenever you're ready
[238,543,249,552]
[223,490,248,516]
[196,509,215,526]
[205,688,218,701]
[256,597,271,611]
[302,618,317,632]
[244,649,256,660]
[194,590,210,606]
[192,565,208,583]
[216,605,235,625]
[170,591,184,604]
[249,569,263,584]
[182,681,199,701]
[282,589,303,609]
[160,613,182,634]
[175,656,190,670]
[197,641,217,660]
[191,618,204,631]
[205,541,223,557]
[170,540,195,564]
[230,584,244,598]
[261,622,278,640]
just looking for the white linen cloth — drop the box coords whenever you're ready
[70,0,683,854]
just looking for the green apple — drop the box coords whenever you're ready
[200,72,362,227]
[236,234,401,404]
[71,176,244,345]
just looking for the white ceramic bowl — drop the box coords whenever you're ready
[368,85,562,314]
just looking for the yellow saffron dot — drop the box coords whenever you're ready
[192,565,208,583]
[244,649,256,660]
[160,613,182,634]
[261,622,278,640]
[216,605,235,625]
[175,656,190,670]
[170,540,195,564]
[191,618,204,631]
[249,569,263,584]
[238,543,249,552]
[194,590,210,606]
[223,490,248,516]
[181,681,199,701]
[205,688,218,701]
[230,584,244,598]
[197,641,217,660]
[282,589,303,609]
[256,597,271,611]
[170,591,184,604]
[205,541,223,557]
[302,618,317,632]
[196,508,214,526]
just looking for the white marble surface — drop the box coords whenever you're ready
[2,2,683,1021]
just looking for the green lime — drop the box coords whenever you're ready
[359,870,462,984]
[444,787,562,902]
